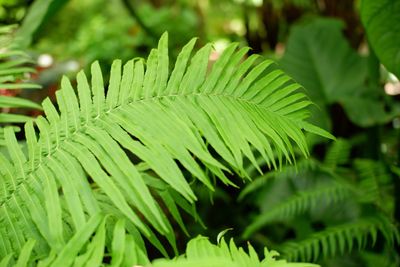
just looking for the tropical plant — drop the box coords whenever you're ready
[150,235,318,267]
[0,30,331,265]
[0,232,319,267]
[240,138,399,266]
[280,18,399,129]
[234,10,400,267]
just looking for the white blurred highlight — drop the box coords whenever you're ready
[38,54,53,68]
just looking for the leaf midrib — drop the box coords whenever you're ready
[0,91,292,208]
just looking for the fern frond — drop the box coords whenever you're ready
[354,159,393,206]
[280,215,399,262]
[150,236,319,267]
[361,249,400,267]
[239,158,320,200]
[241,138,352,201]
[7,234,318,267]
[243,182,354,238]
[1,215,150,267]
[0,25,41,136]
[0,238,36,267]
[323,138,351,169]
[0,33,330,263]
[141,172,203,237]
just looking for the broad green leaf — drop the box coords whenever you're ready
[361,0,400,78]
[280,18,398,128]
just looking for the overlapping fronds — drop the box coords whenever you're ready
[0,216,150,267]
[240,137,398,263]
[280,216,399,262]
[3,234,319,267]
[243,182,354,238]
[151,236,319,267]
[354,159,393,205]
[239,158,320,200]
[0,25,41,143]
[0,33,330,264]
[323,138,351,169]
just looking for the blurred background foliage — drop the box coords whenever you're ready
[1,0,399,266]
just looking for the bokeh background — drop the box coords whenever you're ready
[1,0,399,266]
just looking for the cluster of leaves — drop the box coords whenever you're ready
[280,18,399,129]
[1,0,399,266]
[150,236,318,267]
[236,1,400,266]
[240,139,399,265]
[0,25,41,144]
[0,27,330,265]
[1,232,318,267]
[29,0,201,67]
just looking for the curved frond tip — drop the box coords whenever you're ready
[0,32,331,263]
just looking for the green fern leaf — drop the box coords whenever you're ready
[323,139,351,169]
[243,182,354,238]
[150,236,319,267]
[0,25,42,142]
[280,216,399,262]
[0,32,330,263]
[239,158,320,200]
